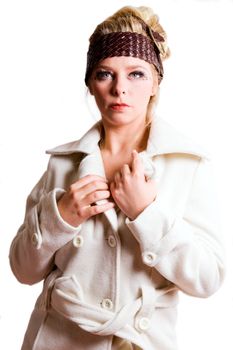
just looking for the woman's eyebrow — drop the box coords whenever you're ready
[94,65,112,70]
[125,65,148,70]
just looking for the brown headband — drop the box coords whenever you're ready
[85,31,164,85]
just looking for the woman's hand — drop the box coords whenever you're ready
[110,150,157,221]
[57,175,115,227]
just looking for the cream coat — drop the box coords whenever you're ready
[9,117,225,350]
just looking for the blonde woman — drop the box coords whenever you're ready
[9,5,225,350]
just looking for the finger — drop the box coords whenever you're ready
[131,150,144,175]
[71,175,108,190]
[79,180,109,198]
[86,201,115,218]
[114,171,122,187]
[83,190,111,206]
[121,164,131,179]
[110,181,115,193]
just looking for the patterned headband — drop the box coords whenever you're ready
[85,31,164,85]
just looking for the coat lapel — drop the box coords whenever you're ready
[76,147,118,233]
[146,117,209,159]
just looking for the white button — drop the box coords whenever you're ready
[142,252,157,266]
[101,298,113,310]
[108,235,116,248]
[73,235,84,248]
[31,232,42,249]
[138,317,151,331]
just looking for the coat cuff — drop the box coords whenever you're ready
[125,200,180,267]
[30,188,81,251]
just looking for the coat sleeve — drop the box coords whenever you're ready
[126,157,225,297]
[9,170,81,285]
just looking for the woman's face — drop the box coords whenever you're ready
[89,56,158,128]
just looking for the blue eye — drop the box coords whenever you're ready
[129,71,146,79]
[95,71,113,81]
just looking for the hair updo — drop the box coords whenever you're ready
[89,6,170,60]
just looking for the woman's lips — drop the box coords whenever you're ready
[109,103,130,111]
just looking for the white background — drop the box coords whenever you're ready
[1,0,233,348]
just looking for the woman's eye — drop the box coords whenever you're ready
[129,71,146,79]
[95,71,113,81]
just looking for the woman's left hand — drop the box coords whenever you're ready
[110,150,157,220]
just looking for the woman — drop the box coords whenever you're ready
[9,5,225,350]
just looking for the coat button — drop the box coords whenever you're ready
[142,252,157,266]
[73,235,84,248]
[101,298,113,310]
[31,232,42,249]
[138,317,151,331]
[108,235,116,247]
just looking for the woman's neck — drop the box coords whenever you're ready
[99,120,150,155]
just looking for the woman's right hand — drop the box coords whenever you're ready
[57,175,114,227]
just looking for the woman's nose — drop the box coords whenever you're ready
[111,76,127,96]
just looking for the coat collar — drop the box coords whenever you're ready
[46,117,209,159]
[46,117,209,232]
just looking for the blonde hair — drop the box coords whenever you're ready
[88,6,170,124]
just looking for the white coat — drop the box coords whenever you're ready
[9,117,225,350]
